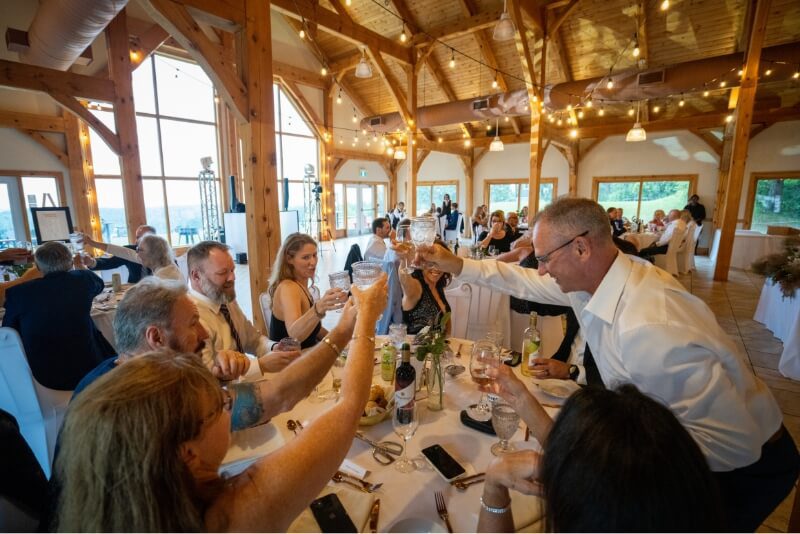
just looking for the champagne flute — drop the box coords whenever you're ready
[395,225,414,274]
[467,339,500,421]
[392,401,420,473]
[490,403,521,456]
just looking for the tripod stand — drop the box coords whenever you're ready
[308,190,336,252]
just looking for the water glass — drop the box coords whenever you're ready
[389,323,407,348]
[410,217,436,268]
[276,337,301,352]
[392,401,420,473]
[328,271,351,312]
[467,339,500,422]
[69,233,84,252]
[351,261,383,289]
[491,403,521,456]
[395,225,414,274]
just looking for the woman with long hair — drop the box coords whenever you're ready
[268,233,344,349]
[55,276,387,532]
[441,193,452,217]
[398,240,452,335]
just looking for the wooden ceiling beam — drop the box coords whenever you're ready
[336,74,375,118]
[0,59,117,102]
[330,148,392,163]
[129,24,170,69]
[509,0,540,97]
[411,9,504,47]
[689,128,723,156]
[170,0,245,28]
[139,0,248,122]
[548,0,580,35]
[519,0,546,34]
[329,51,362,74]
[273,61,326,89]
[0,110,65,132]
[16,129,68,166]
[282,80,325,138]
[368,47,412,125]
[50,93,121,155]
[271,0,413,64]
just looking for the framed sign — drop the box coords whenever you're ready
[31,207,74,243]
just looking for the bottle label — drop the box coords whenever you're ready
[396,404,414,424]
[395,383,415,407]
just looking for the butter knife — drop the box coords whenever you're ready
[368,498,380,533]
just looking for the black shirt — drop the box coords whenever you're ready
[684,202,706,225]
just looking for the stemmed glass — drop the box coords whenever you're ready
[317,355,346,401]
[467,339,500,422]
[351,261,383,289]
[410,217,435,269]
[392,401,420,473]
[328,271,351,313]
[395,225,414,274]
[491,403,521,456]
[488,245,498,257]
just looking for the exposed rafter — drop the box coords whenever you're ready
[16,129,68,166]
[0,110,65,132]
[0,59,117,102]
[50,93,121,155]
[689,128,723,156]
[273,60,326,89]
[410,9,504,47]
[549,0,580,35]
[170,0,245,28]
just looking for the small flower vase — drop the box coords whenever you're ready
[426,353,445,411]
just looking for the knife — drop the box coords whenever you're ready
[368,498,380,533]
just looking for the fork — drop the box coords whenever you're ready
[434,491,454,533]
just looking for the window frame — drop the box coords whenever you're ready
[591,174,697,220]
[415,180,459,216]
[484,178,558,214]
[744,171,800,230]
[0,170,67,242]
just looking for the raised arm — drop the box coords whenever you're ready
[273,282,342,343]
[208,274,388,532]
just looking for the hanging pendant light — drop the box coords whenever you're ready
[626,101,647,142]
[489,118,504,152]
[493,0,516,41]
[394,148,407,160]
[354,49,372,78]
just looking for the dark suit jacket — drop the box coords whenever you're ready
[90,243,147,283]
[2,270,115,390]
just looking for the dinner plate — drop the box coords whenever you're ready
[387,517,447,533]
[536,379,580,399]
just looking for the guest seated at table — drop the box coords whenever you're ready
[2,241,114,391]
[79,224,156,283]
[506,211,523,241]
[495,229,533,263]
[268,233,345,349]
[188,241,300,374]
[54,278,386,532]
[477,384,724,532]
[472,206,487,236]
[607,207,625,237]
[648,209,666,230]
[398,241,452,334]
[365,217,391,260]
[478,211,515,253]
[0,264,40,306]
[638,209,686,259]
[136,234,183,281]
[446,202,465,234]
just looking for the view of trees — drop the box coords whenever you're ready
[597,180,690,220]
[752,178,800,232]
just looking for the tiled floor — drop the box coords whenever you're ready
[234,237,796,532]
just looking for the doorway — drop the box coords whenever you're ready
[340,183,387,236]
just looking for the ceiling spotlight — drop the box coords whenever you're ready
[493,0,516,42]
[354,49,373,78]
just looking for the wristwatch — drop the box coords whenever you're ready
[568,364,579,381]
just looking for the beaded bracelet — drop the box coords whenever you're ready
[321,337,341,357]
[480,496,511,514]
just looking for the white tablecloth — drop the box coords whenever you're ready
[221,352,566,532]
[91,287,129,350]
[754,280,800,379]
[710,229,787,270]
[622,232,659,250]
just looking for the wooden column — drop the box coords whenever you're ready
[460,152,475,217]
[105,9,146,240]
[713,0,770,281]
[712,121,735,229]
[241,0,281,329]
[566,142,578,197]
[406,65,418,217]
[64,112,101,240]
[321,81,336,240]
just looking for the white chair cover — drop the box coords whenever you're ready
[444,214,464,243]
[0,327,71,478]
[655,227,688,276]
[438,215,448,238]
[677,223,702,273]
[259,291,273,334]
[463,215,473,239]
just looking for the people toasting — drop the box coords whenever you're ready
[78,224,156,283]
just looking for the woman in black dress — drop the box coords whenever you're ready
[399,242,452,334]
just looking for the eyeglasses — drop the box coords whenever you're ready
[200,388,233,426]
[534,231,589,264]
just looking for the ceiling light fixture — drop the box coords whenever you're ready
[394,148,406,160]
[354,49,373,78]
[493,0,516,41]
[449,49,456,69]
[490,118,504,152]
[626,101,646,142]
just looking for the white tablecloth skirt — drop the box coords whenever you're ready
[622,232,659,250]
[754,280,800,379]
[710,229,787,270]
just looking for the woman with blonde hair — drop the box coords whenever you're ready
[268,233,344,349]
[55,275,387,532]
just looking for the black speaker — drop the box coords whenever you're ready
[235,252,247,264]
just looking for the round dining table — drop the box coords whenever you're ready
[622,231,660,251]
[220,337,571,533]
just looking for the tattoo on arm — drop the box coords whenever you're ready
[229,382,265,430]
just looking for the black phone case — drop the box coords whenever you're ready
[310,493,357,533]
[460,409,496,435]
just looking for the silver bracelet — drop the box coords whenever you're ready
[480,496,511,514]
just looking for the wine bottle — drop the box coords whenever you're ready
[395,343,415,423]
[520,312,540,377]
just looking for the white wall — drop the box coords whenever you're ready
[335,160,389,183]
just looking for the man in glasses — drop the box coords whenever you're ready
[416,196,796,532]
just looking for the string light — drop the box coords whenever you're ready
[299,27,305,39]
[725,114,733,123]
[653,103,661,113]
[336,89,342,105]
[598,106,605,117]
[606,77,614,90]
[464,139,472,147]
[449,49,456,69]
[213,95,220,104]
[557,117,563,126]
[632,33,640,58]
[399,23,407,43]
[765,66,772,76]
[586,98,593,108]
[703,89,710,97]
[577,110,584,119]
[504,116,510,122]
[569,128,578,139]
[794,65,800,79]
[566,103,573,111]
[678,94,685,107]
[438,137,443,143]
[492,71,499,89]
[719,80,727,88]
[321,65,328,76]
[628,105,635,116]
[660,0,669,10]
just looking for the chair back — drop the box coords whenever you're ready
[259,291,273,334]
[444,283,473,339]
[655,225,688,276]
[343,244,363,282]
[463,215,473,239]
[677,221,700,273]
[438,215,448,238]
[444,214,464,243]
[0,327,67,478]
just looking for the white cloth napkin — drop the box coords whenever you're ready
[288,485,375,533]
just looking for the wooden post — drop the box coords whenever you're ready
[321,81,336,240]
[462,152,475,217]
[105,9,146,241]
[407,65,418,217]
[713,0,771,281]
[567,142,578,197]
[241,0,281,329]
[64,112,101,240]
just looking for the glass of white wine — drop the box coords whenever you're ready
[395,225,415,274]
[467,339,500,422]
[410,217,436,269]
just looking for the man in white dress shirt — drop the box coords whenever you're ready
[364,217,391,260]
[638,208,686,257]
[187,241,299,378]
[419,197,798,531]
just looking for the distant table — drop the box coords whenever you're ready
[91,287,129,349]
[710,229,787,270]
[754,280,800,379]
[622,231,660,251]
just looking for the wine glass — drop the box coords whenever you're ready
[328,271,351,313]
[395,225,414,274]
[392,401,420,473]
[488,245,498,257]
[491,403,521,456]
[410,217,435,268]
[351,261,383,289]
[467,339,500,421]
[317,355,346,401]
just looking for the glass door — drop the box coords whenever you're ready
[345,184,360,235]
[0,176,26,246]
[360,186,374,233]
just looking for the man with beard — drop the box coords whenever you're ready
[187,241,299,377]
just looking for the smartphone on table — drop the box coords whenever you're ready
[310,493,357,533]
[421,443,467,482]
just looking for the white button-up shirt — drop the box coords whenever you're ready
[656,218,687,246]
[458,253,782,471]
[189,287,271,380]
[364,234,387,260]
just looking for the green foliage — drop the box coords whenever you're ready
[751,236,800,298]
[752,179,800,233]
[413,311,450,361]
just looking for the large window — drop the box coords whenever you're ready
[745,172,800,232]
[90,54,220,245]
[485,179,557,215]
[592,175,696,221]
[274,83,320,236]
[416,182,458,216]
[0,172,66,244]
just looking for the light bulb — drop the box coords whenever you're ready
[214,95,220,103]
[720,80,727,88]
[765,68,772,76]
[486,124,492,131]
[492,78,498,89]
[549,115,555,123]
[567,104,573,111]
[336,94,342,105]
[557,118,563,126]
[400,27,407,43]
[464,139,471,147]
[738,69,743,76]
[321,66,328,76]
[299,29,305,39]
[633,43,640,57]
[569,129,578,139]
[628,107,635,116]
[346,0,351,4]
[449,56,455,69]
[793,71,799,79]
[703,90,709,97]
[679,97,685,107]
[607,79,614,90]
[599,107,605,116]
[504,115,509,122]
[586,98,593,108]
[726,114,733,123]
[578,110,584,119]
[438,137,443,143]
[653,104,660,113]
[660,0,669,10]
[352,115,357,123]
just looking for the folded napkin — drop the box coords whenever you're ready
[288,485,375,533]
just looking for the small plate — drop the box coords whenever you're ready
[536,379,580,399]
[387,517,447,533]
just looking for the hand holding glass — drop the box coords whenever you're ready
[410,218,436,269]
[395,226,414,274]
[467,340,500,421]
[328,271,351,312]
[491,403,521,456]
